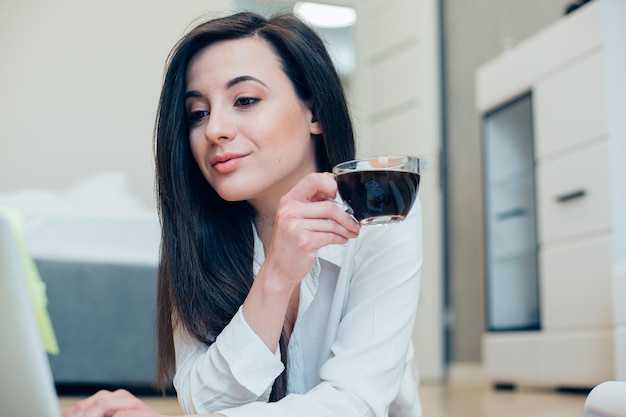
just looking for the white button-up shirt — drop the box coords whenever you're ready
[173,200,423,417]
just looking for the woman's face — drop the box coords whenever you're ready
[185,36,321,209]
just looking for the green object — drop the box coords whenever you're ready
[0,207,59,355]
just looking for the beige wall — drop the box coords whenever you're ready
[442,0,579,362]
[0,0,233,205]
[353,0,444,381]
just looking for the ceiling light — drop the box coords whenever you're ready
[293,2,357,29]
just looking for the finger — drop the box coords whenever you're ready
[313,172,340,201]
[63,390,113,417]
[302,218,359,240]
[286,173,338,203]
[276,222,349,256]
[310,201,361,235]
[282,210,360,247]
[67,390,144,417]
[278,199,360,235]
[111,410,157,417]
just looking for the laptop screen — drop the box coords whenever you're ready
[0,215,61,417]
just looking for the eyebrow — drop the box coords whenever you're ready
[226,75,268,89]
[184,75,268,101]
[184,91,202,100]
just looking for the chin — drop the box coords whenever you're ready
[212,186,256,203]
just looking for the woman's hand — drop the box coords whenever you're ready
[263,172,360,288]
[62,390,226,417]
[62,389,163,417]
[243,172,360,352]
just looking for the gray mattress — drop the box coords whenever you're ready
[37,258,158,388]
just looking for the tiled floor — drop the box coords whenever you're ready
[59,382,588,416]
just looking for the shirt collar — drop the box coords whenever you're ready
[252,225,265,276]
[317,243,346,268]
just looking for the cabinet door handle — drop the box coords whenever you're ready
[496,207,527,220]
[556,189,586,203]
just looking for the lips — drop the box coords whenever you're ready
[210,153,249,174]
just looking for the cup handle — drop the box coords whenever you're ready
[327,197,354,216]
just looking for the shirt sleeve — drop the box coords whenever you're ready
[173,306,285,414]
[218,199,424,417]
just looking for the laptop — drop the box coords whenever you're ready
[0,215,61,417]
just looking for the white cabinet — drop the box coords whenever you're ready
[536,140,612,243]
[533,51,607,160]
[541,235,613,330]
[476,0,626,388]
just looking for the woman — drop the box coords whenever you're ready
[64,11,423,417]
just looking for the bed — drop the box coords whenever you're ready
[0,172,162,390]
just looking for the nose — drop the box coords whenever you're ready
[204,107,235,144]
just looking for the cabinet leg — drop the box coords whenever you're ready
[556,386,592,395]
[493,382,516,391]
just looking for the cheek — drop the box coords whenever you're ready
[189,135,207,170]
[270,110,312,148]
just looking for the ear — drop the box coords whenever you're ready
[310,114,323,135]
[308,102,323,135]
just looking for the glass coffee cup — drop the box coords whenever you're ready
[333,155,421,225]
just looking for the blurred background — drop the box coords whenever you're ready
[2,0,624,394]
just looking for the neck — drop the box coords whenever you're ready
[254,209,275,252]
[250,159,319,250]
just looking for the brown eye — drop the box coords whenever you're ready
[188,110,209,125]
[235,97,259,107]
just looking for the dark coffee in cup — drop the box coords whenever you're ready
[333,156,420,225]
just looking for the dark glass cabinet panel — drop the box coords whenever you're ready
[483,93,540,331]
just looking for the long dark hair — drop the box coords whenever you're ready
[154,11,355,400]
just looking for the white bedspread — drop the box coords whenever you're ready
[0,171,161,266]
